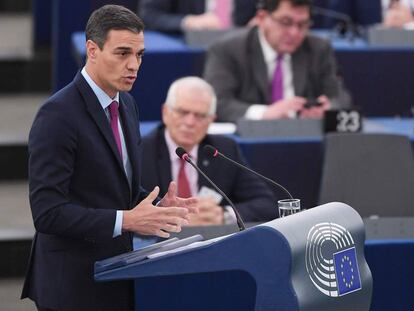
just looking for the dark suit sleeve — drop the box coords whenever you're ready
[29,102,115,241]
[204,39,257,122]
[139,0,187,33]
[312,38,351,108]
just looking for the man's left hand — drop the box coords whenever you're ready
[299,95,330,118]
[158,181,199,214]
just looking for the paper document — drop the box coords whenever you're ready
[148,233,236,259]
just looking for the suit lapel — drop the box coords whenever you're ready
[156,128,173,194]
[119,94,140,193]
[75,73,129,184]
[250,28,271,104]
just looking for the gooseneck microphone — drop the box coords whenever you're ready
[203,145,294,200]
[175,147,246,231]
[312,6,357,39]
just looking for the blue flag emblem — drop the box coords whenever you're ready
[333,247,362,296]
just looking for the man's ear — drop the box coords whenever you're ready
[86,40,99,63]
[255,9,268,24]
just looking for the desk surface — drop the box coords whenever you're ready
[140,118,414,140]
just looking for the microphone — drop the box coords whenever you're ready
[203,145,294,200]
[312,6,358,40]
[175,147,246,231]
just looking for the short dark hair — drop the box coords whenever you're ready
[257,0,313,12]
[85,5,145,49]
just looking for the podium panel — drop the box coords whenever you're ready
[95,202,372,311]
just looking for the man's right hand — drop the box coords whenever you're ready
[122,186,190,238]
[263,97,306,119]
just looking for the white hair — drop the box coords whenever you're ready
[164,76,217,115]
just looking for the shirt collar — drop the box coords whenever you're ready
[258,28,277,64]
[81,67,119,110]
[164,129,199,163]
[257,28,291,63]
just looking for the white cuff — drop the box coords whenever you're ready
[223,206,237,225]
[113,210,123,238]
[245,105,267,120]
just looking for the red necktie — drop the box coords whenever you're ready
[177,159,192,198]
[108,101,123,158]
[271,54,284,103]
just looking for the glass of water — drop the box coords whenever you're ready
[278,199,301,218]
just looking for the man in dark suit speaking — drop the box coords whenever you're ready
[21,5,197,311]
[141,77,278,225]
[204,0,351,122]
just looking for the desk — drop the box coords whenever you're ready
[71,29,414,120]
[141,118,414,209]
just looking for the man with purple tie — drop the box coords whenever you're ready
[21,5,197,311]
[204,0,351,122]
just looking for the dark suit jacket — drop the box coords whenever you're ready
[22,72,147,311]
[204,27,351,122]
[141,126,278,222]
[139,0,257,34]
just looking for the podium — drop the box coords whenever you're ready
[95,203,372,311]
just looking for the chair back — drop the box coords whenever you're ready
[319,133,414,217]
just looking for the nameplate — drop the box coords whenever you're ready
[324,108,362,133]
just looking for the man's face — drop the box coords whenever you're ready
[259,1,311,54]
[163,86,215,151]
[86,29,145,98]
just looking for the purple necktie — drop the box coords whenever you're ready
[109,101,123,158]
[271,54,284,103]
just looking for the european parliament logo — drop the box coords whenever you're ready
[305,223,362,297]
[333,247,362,296]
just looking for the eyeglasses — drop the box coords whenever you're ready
[169,107,211,122]
[268,15,313,32]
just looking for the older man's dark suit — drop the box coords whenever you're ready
[204,27,351,122]
[139,0,257,34]
[21,72,147,311]
[141,126,278,222]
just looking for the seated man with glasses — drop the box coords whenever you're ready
[141,77,278,225]
[204,0,351,122]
